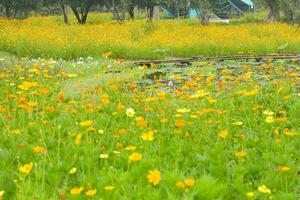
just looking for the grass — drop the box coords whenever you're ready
[0,57,299,199]
[1,14,300,59]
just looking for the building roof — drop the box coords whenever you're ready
[240,0,254,6]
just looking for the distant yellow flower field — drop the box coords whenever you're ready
[0,16,300,59]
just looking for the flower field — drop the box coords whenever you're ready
[0,56,299,199]
[1,16,300,59]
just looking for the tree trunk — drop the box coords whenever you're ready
[148,6,154,20]
[70,7,82,24]
[4,4,10,18]
[266,1,280,22]
[60,4,69,24]
[128,5,135,20]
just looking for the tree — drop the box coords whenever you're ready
[191,0,213,25]
[0,0,40,18]
[58,0,69,24]
[65,0,95,24]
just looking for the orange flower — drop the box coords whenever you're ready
[184,179,196,187]
[33,146,45,154]
[136,116,148,127]
[175,120,185,128]
[176,181,185,188]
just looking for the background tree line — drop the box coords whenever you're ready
[0,0,299,25]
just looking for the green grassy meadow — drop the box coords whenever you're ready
[0,54,299,199]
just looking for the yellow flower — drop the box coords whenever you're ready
[128,153,142,162]
[277,166,290,172]
[246,192,255,198]
[85,189,97,197]
[70,186,84,195]
[147,169,161,186]
[126,108,135,117]
[125,145,136,151]
[80,120,93,127]
[258,185,271,194]
[176,108,191,114]
[141,131,154,141]
[104,186,114,191]
[218,130,229,139]
[176,181,185,188]
[117,102,125,111]
[160,118,169,123]
[0,191,4,197]
[265,116,274,123]
[100,154,109,159]
[75,134,82,145]
[19,162,33,174]
[184,179,196,187]
[18,81,38,90]
[263,110,274,116]
[190,90,209,99]
[283,129,296,136]
[102,51,112,58]
[69,167,77,174]
[235,151,247,158]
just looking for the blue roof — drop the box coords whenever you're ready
[241,0,254,6]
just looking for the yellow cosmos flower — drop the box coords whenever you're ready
[104,186,114,191]
[218,130,229,139]
[141,131,154,141]
[80,120,93,127]
[147,169,161,186]
[246,192,255,198]
[125,145,136,151]
[69,167,77,174]
[70,186,84,195]
[117,102,125,111]
[75,134,82,145]
[128,153,142,162]
[283,129,296,136]
[85,189,97,197]
[102,51,112,58]
[19,162,33,174]
[18,81,38,90]
[265,116,274,123]
[190,90,209,99]
[176,108,191,114]
[0,190,5,198]
[100,154,109,159]
[277,166,290,172]
[258,185,271,194]
[263,110,274,116]
[235,151,247,158]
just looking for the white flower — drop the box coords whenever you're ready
[126,108,135,117]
